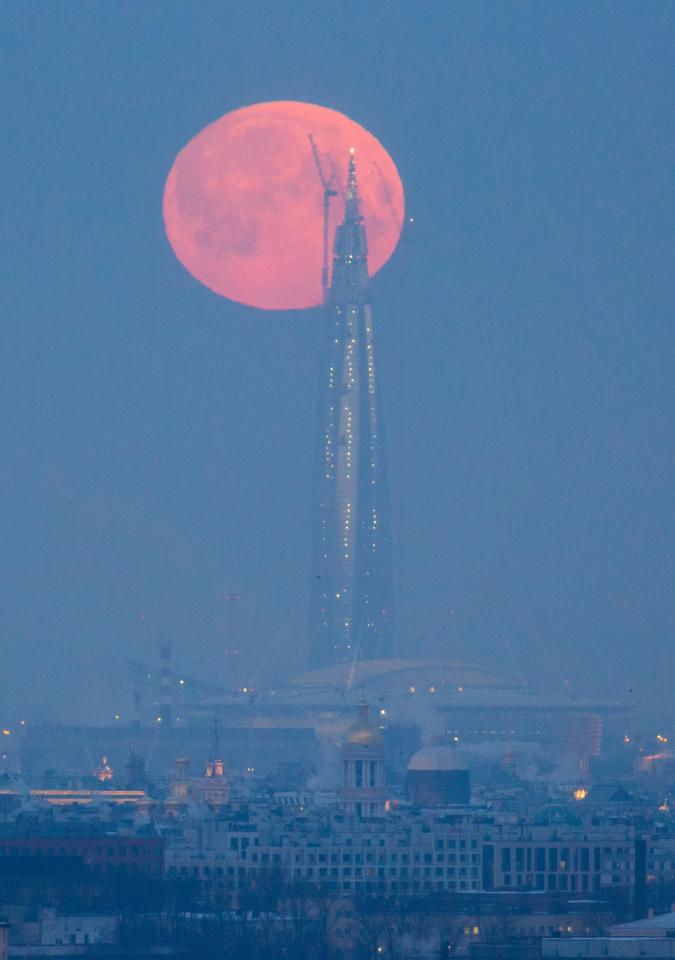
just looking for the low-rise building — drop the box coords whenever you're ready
[542,908,675,957]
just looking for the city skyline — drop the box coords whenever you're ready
[1,6,673,959]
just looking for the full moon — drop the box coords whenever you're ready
[163,101,404,311]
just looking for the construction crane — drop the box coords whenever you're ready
[308,133,338,301]
[328,153,345,203]
[372,160,402,234]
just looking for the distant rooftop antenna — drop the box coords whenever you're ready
[159,641,172,727]
[308,133,339,301]
[224,592,241,681]
[131,661,144,729]
[211,717,221,761]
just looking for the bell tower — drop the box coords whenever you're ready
[340,699,386,817]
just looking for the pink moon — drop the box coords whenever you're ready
[163,100,405,311]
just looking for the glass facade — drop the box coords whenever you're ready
[309,155,393,667]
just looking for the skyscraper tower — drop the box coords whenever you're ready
[309,151,394,668]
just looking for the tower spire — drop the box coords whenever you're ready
[345,148,361,221]
[329,150,369,303]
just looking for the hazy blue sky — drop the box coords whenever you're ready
[1,2,673,722]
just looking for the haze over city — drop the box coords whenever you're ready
[2,6,675,960]
[2,3,673,724]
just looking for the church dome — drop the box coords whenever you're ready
[407,745,468,772]
[345,701,383,747]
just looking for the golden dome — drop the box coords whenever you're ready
[345,700,383,747]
